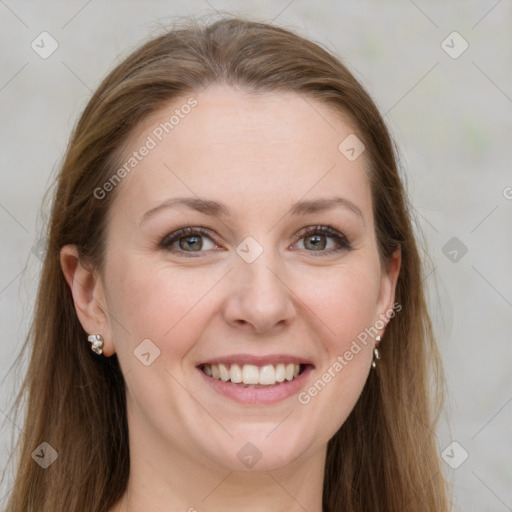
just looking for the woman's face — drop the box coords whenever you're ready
[97,86,399,471]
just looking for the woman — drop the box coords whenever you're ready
[5,16,450,511]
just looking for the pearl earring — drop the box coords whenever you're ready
[371,335,381,369]
[87,334,104,355]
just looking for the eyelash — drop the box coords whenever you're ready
[159,225,352,257]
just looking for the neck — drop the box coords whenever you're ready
[113,411,327,512]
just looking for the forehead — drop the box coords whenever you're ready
[109,86,372,224]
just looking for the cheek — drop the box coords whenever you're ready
[296,263,381,348]
[295,269,378,438]
[292,264,379,418]
[105,260,218,355]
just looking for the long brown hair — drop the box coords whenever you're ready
[4,15,450,511]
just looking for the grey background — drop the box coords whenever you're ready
[1,0,511,510]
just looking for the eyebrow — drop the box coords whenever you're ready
[141,196,365,224]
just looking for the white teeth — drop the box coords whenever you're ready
[285,363,295,381]
[275,363,285,382]
[202,363,302,385]
[230,364,242,383]
[259,365,275,385]
[242,364,260,384]
[219,363,229,382]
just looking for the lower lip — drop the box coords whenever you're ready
[198,366,313,405]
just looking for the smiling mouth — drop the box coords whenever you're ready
[200,363,307,387]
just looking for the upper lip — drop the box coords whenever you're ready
[198,353,314,367]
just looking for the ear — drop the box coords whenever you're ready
[376,245,402,341]
[60,245,115,356]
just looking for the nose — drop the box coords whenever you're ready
[222,249,297,334]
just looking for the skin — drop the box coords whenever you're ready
[61,86,401,512]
